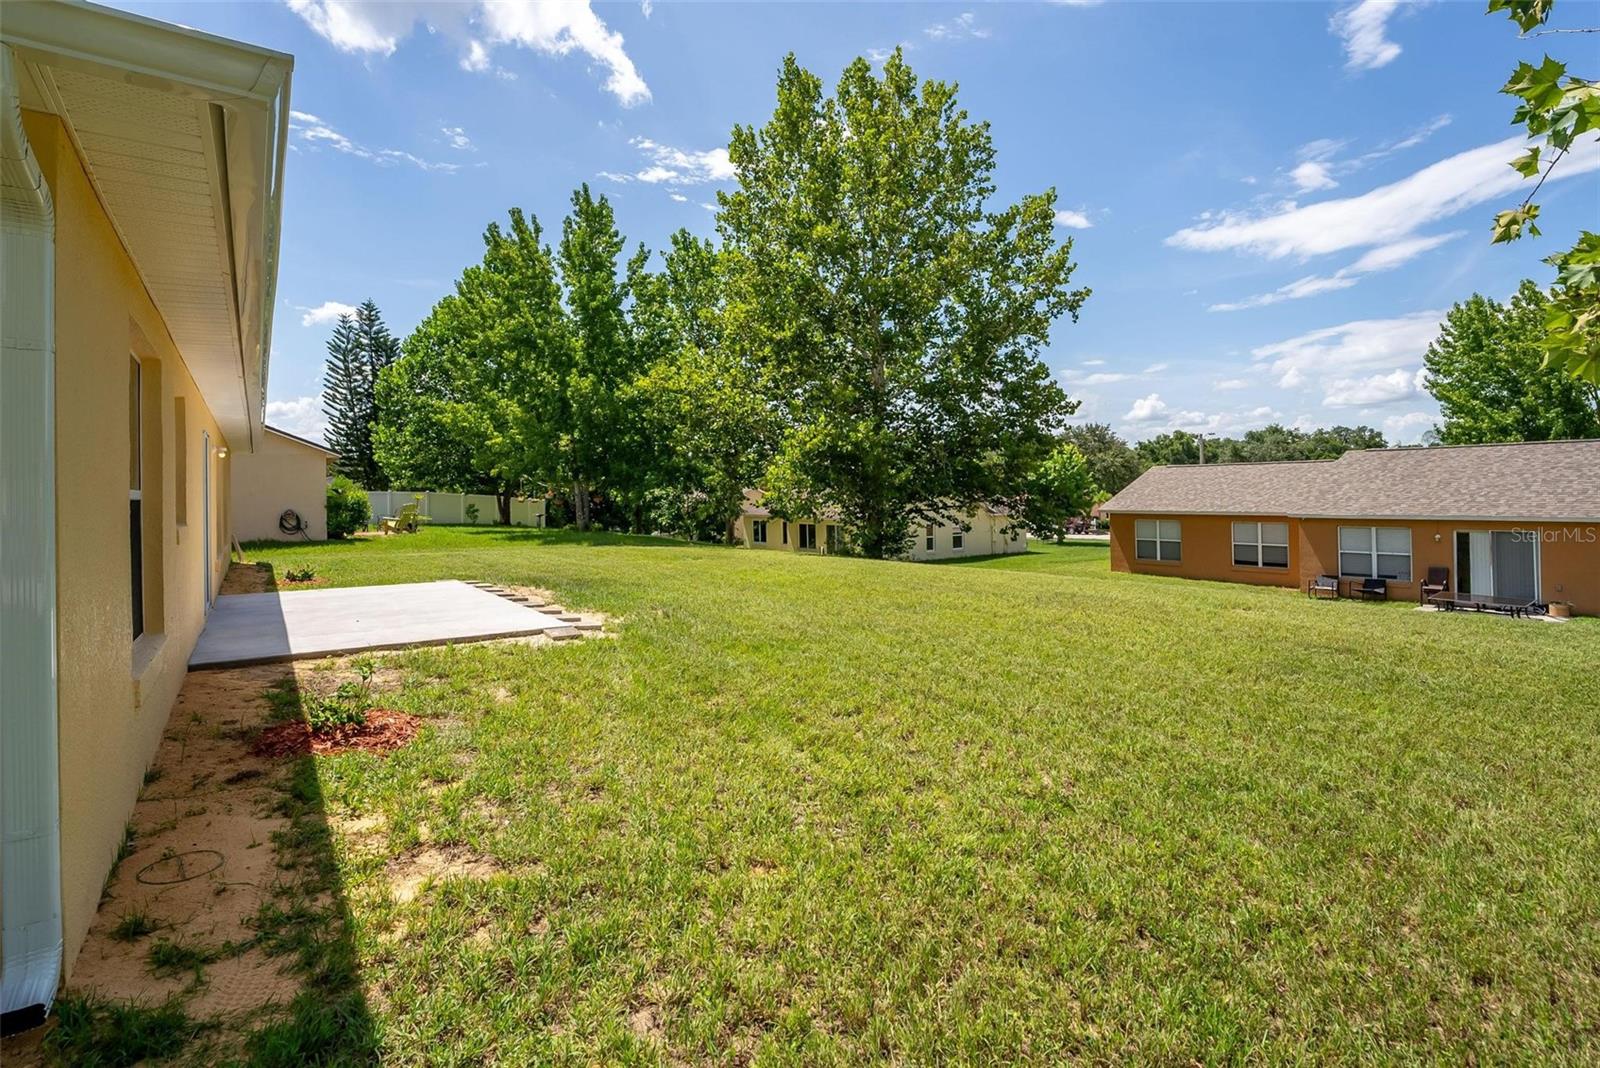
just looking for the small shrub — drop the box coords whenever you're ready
[306,693,367,733]
[464,501,480,524]
[325,476,368,539]
[284,564,316,583]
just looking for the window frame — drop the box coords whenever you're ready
[1338,525,1412,582]
[1232,520,1290,570]
[797,522,817,550]
[924,523,935,552]
[750,518,767,544]
[951,530,965,551]
[1134,518,1182,563]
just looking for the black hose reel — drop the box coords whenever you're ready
[279,508,310,539]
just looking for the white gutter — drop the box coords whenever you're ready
[0,44,62,1025]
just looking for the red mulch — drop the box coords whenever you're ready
[252,709,421,758]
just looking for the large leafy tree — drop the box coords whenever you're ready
[1424,280,1600,443]
[632,230,776,542]
[1136,424,1387,467]
[322,300,401,487]
[1486,0,1599,384]
[557,185,642,531]
[1060,423,1145,496]
[718,51,1089,558]
[1024,441,1096,541]
[374,209,569,523]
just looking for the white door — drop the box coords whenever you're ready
[202,430,212,609]
[1462,531,1493,597]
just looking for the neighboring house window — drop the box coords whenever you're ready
[1135,519,1182,562]
[1232,521,1289,568]
[826,525,842,553]
[751,519,767,544]
[951,531,965,550]
[1339,526,1412,581]
[782,521,789,545]
[924,524,935,552]
[798,522,817,550]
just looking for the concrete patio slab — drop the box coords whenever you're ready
[190,580,570,668]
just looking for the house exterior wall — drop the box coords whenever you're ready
[231,432,329,541]
[737,511,1026,560]
[25,110,235,976]
[1109,510,1600,614]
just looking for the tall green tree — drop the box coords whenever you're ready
[1424,280,1600,443]
[321,300,401,487]
[1061,423,1145,496]
[375,209,569,522]
[631,230,776,542]
[557,185,641,531]
[1486,0,1599,384]
[719,51,1089,557]
[1024,442,1096,541]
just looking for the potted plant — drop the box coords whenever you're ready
[1548,600,1573,619]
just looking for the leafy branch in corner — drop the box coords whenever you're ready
[1487,0,1600,383]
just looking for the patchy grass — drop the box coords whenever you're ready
[44,995,210,1067]
[108,909,159,944]
[231,530,1600,1060]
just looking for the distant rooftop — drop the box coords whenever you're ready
[1101,439,1600,522]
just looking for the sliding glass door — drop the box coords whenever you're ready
[1455,530,1538,602]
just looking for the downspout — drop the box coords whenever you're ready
[0,46,62,1030]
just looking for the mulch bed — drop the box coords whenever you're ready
[252,709,421,758]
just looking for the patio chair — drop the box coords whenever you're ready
[1307,574,1340,599]
[1352,577,1388,601]
[1419,566,1449,605]
[378,500,425,535]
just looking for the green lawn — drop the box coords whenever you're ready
[155,531,1600,1061]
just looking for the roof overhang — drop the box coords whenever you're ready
[2,0,291,452]
[263,423,337,457]
[1103,508,1600,524]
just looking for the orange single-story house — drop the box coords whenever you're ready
[1100,440,1600,615]
[1,2,290,1025]
[736,490,1027,560]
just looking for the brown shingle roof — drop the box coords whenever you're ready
[1101,440,1600,522]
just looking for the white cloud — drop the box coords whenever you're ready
[1168,135,1600,262]
[1078,372,1131,385]
[1250,310,1442,389]
[264,394,329,444]
[1081,358,1106,366]
[669,192,687,203]
[441,125,474,151]
[1322,367,1428,407]
[299,300,357,327]
[602,137,735,186]
[1330,0,1404,72]
[1214,378,1250,391]
[925,12,990,41]
[1382,410,1436,443]
[1054,209,1093,229]
[1124,393,1169,423]
[1209,231,1462,312]
[1142,362,1169,374]
[640,0,653,15]
[283,1,650,106]
[1290,160,1338,192]
[289,110,460,172]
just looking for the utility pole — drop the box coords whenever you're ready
[1197,435,1206,465]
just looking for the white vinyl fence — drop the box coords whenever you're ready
[364,489,545,528]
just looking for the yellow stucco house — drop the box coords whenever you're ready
[1,1,290,1026]
[230,425,337,541]
[736,490,1028,561]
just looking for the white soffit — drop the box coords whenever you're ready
[1,1,291,452]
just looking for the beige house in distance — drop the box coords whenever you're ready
[736,490,1027,561]
[1,2,290,1025]
[230,424,337,541]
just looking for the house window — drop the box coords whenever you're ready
[751,519,767,544]
[1135,519,1182,562]
[798,522,817,550]
[1232,521,1289,568]
[1339,525,1412,581]
[826,525,842,553]
[174,396,187,525]
[782,521,788,545]
[129,355,144,639]
[951,531,964,550]
[924,524,935,552]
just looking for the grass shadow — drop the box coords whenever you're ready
[42,667,382,1066]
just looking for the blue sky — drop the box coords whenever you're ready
[117,1,1600,446]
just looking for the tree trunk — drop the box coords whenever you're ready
[632,502,645,535]
[573,480,590,531]
[496,488,512,526]
[725,516,737,545]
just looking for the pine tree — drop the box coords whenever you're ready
[321,300,402,487]
[321,314,367,482]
